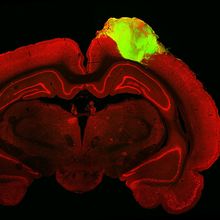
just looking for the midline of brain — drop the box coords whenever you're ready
[0,17,219,214]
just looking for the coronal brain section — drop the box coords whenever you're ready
[0,17,219,214]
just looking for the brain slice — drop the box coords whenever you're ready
[0,17,219,214]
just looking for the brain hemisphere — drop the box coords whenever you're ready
[85,99,166,176]
[0,100,81,175]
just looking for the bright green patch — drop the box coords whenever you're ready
[97,17,166,62]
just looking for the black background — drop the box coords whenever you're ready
[0,1,219,219]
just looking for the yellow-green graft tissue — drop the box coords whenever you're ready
[96,17,166,62]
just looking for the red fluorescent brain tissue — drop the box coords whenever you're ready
[0,17,219,214]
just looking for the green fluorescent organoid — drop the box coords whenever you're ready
[96,17,166,62]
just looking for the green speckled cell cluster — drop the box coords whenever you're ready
[97,17,166,62]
